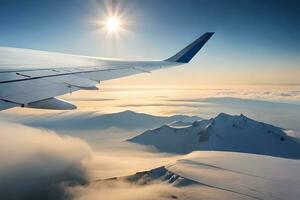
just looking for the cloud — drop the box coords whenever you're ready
[0,122,92,200]
[167,90,300,104]
[63,97,116,102]
[118,103,209,108]
[63,140,183,200]
[0,120,181,200]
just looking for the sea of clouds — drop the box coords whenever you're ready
[0,121,180,200]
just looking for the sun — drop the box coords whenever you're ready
[105,16,121,32]
[92,5,130,38]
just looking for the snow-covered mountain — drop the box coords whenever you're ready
[128,113,300,158]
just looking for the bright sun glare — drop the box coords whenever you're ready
[94,3,129,38]
[105,16,121,32]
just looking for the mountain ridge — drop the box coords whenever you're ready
[9,110,201,131]
[128,113,300,158]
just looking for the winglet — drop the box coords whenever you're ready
[165,32,214,63]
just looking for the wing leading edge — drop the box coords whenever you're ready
[0,32,214,111]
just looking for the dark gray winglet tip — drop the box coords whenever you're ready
[165,32,214,63]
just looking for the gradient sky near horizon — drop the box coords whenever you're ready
[0,0,299,85]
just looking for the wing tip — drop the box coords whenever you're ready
[166,32,214,63]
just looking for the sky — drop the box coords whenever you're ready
[1,0,300,129]
[0,0,300,85]
[1,2,300,198]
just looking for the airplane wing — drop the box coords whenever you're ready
[0,32,214,111]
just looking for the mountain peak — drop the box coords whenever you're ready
[215,112,230,119]
[215,113,247,121]
[213,113,252,129]
[118,110,139,115]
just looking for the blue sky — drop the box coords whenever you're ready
[0,0,300,85]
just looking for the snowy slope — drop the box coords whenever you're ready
[128,113,300,158]
[167,151,300,200]
[96,151,300,200]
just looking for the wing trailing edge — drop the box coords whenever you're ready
[25,97,77,110]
